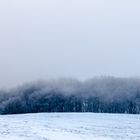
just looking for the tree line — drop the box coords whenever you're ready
[0,77,140,114]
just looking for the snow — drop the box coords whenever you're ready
[0,113,140,140]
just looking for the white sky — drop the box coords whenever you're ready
[0,0,140,88]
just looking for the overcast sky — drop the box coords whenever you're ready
[0,0,140,88]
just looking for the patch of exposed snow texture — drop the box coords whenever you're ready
[0,113,140,140]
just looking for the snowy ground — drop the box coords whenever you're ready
[0,113,140,140]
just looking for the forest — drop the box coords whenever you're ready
[0,77,140,114]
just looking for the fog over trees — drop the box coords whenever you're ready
[0,77,140,115]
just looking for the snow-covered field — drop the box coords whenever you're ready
[0,113,140,140]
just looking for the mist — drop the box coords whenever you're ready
[0,0,140,88]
